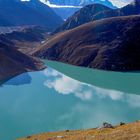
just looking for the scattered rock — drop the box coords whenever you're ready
[102,122,114,128]
[26,136,31,139]
[120,122,125,126]
[34,138,39,140]
[56,136,64,138]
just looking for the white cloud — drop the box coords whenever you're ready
[44,76,93,100]
[45,76,81,95]
[44,68,59,77]
[94,87,124,100]
[109,0,133,7]
[126,94,140,107]
[43,68,140,107]
[44,69,93,100]
[40,0,82,8]
[44,68,122,101]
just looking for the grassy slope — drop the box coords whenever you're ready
[18,121,140,140]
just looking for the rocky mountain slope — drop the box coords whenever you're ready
[34,15,140,71]
[0,0,63,30]
[18,121,140,140]
[0,41,45,84]
[46,0,116,19]
[54,4,111,33]
[54,0,140,33]
[92,0,140,22]
[0,26,49,54]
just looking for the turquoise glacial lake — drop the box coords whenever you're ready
[0,60,140,140]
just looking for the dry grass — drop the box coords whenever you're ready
[18,121,140,140]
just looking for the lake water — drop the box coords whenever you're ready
[0,60,140,140]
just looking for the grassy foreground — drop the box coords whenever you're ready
[18,121,140,140]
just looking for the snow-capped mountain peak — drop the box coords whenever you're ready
[21,0,133,8]
[44,0,133,8]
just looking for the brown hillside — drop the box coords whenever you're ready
[34,15,140,71]
[0,41,45,84]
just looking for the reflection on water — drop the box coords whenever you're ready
[0,64,140,140]
[44,67,140,106]
[45,60,140,94]
[5,73,32,86]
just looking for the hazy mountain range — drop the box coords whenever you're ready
[20,0,133,19]
[46,0,116,19]
[0,0,63,30]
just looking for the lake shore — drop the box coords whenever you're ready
[18,120,140,140]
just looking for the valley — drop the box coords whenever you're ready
[0,0,140,140]
[35,15,140,71]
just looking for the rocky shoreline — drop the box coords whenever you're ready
[18,121,140,140]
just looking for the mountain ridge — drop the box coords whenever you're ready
[54,0,140,33]
[34,15,140,71]
[54,4,112,33]
[0,0,63,30]
[45,0,116,19]
[0,41,45,84]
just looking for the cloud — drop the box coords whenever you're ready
[125,94,140,107]
[44,69,93,100]
[43,68,140,108]
[40,0,82,8]
[43,68,126,101]
[109,0,133,7]
[94,87,124,100]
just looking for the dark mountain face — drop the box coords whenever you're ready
[34,15,140,71]
[0,0,63,30]
[121,0,140,15]
[81,0,116,8]
[0,41,45,83]
[53,4,111,33]
[48,0,116,20]
[54,0,140,33]
[0,26,49,54]
[92,0,140,21]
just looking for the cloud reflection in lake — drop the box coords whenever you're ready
[0,66,140,140]
[43,68,140,107]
